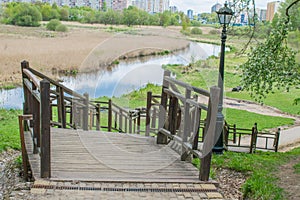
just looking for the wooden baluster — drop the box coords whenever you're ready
[108,100,112,132]
[119,109,123,132]
[181,88,191,161]
[83,93,89,131]
[145,91,152,136]
[96,103,100,131]
[275,128,280,152]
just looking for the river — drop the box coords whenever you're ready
[0,42,226,109]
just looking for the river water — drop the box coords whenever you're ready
[0,42,225,109]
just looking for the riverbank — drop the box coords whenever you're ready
[0,23,189,89]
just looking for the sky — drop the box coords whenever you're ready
[169,0,276,13]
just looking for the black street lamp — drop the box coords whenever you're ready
[213,2,234,154]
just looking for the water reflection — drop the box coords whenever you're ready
[0,88,23,109]
[0,42,225,109]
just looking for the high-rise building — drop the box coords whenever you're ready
[256,8,267,22]
[122,0,169,13]
[211,3,222,13]
[187,9,193,20]
[266,1,280,21]
[169,5,178,13]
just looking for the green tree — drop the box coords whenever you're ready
[2,3,42,26]
[123,6,139,26]
[240,0,300,101]
[279,0,300,30]
[159,11,171,27]
[59,7,69,21]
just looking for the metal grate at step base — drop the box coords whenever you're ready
[32,184,217,193]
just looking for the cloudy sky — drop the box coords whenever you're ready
[169,0,276,13]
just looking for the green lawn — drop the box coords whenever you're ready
[0,109,21,152]
[193,147,300,200]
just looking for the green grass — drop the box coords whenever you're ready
[294,162,300,174]
[163,63,300,116]
[193,147,300,200]
[106,83,294,131]
[0,84,17,90]
[0,109,21,152]
[227,89,300,115]
[224,108,294,131]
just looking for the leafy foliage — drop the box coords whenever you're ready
[1,2,42,26]
[191,27,203,35]
[55,23,68,32]
[240,16,300,101]
[46,19,61,31]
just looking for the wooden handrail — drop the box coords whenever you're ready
[23,69,41,90]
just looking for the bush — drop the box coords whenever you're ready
[46,19,61,31]
[209,29,220,35]
[191,27,202,35]
[55,24,68,32]
[2,3,42,27]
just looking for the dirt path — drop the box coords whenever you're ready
[277,156,300,200]
[224,98,299,124]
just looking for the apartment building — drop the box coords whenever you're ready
[266,1,280,21]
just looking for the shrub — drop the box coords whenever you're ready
[209,29,220,35]
[46,19,61,31]
[55,24,68,32]
[191,27,203,35]
[2,3,42,27]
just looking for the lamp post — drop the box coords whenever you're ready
[213,2,234,154]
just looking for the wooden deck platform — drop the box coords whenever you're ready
[25,128,201,183]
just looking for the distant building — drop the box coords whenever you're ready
[0,0,169,12]
[211,3,222,13]
[169,5,178,13]
[187,9,193,20]
[197,13,201,21]
[266,1,280,21]
[131,0,170,13]
[256,8,267,22]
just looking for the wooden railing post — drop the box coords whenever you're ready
[96,103,101,131]
[108,99,112,132]
[119,109,123,132]
[157,71,170,144]
[57,87,66,128]
[83,93,89,131]
[40,79,51,178]
[250,123,258,153]
[169,96,178,135]
[275,128,280,152]
[233,124,237,144]
[21,61,30,115]
[18,115,33,181]
[145,91,152,136]
[137,108,141,134]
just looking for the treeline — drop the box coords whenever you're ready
[0,2,191,27]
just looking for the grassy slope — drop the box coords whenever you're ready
[0,109,21,152]
[193,147,300,200]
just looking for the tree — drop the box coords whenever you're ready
[240,0,300,101]
[1,2,42,26]
[123,6,139,26]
